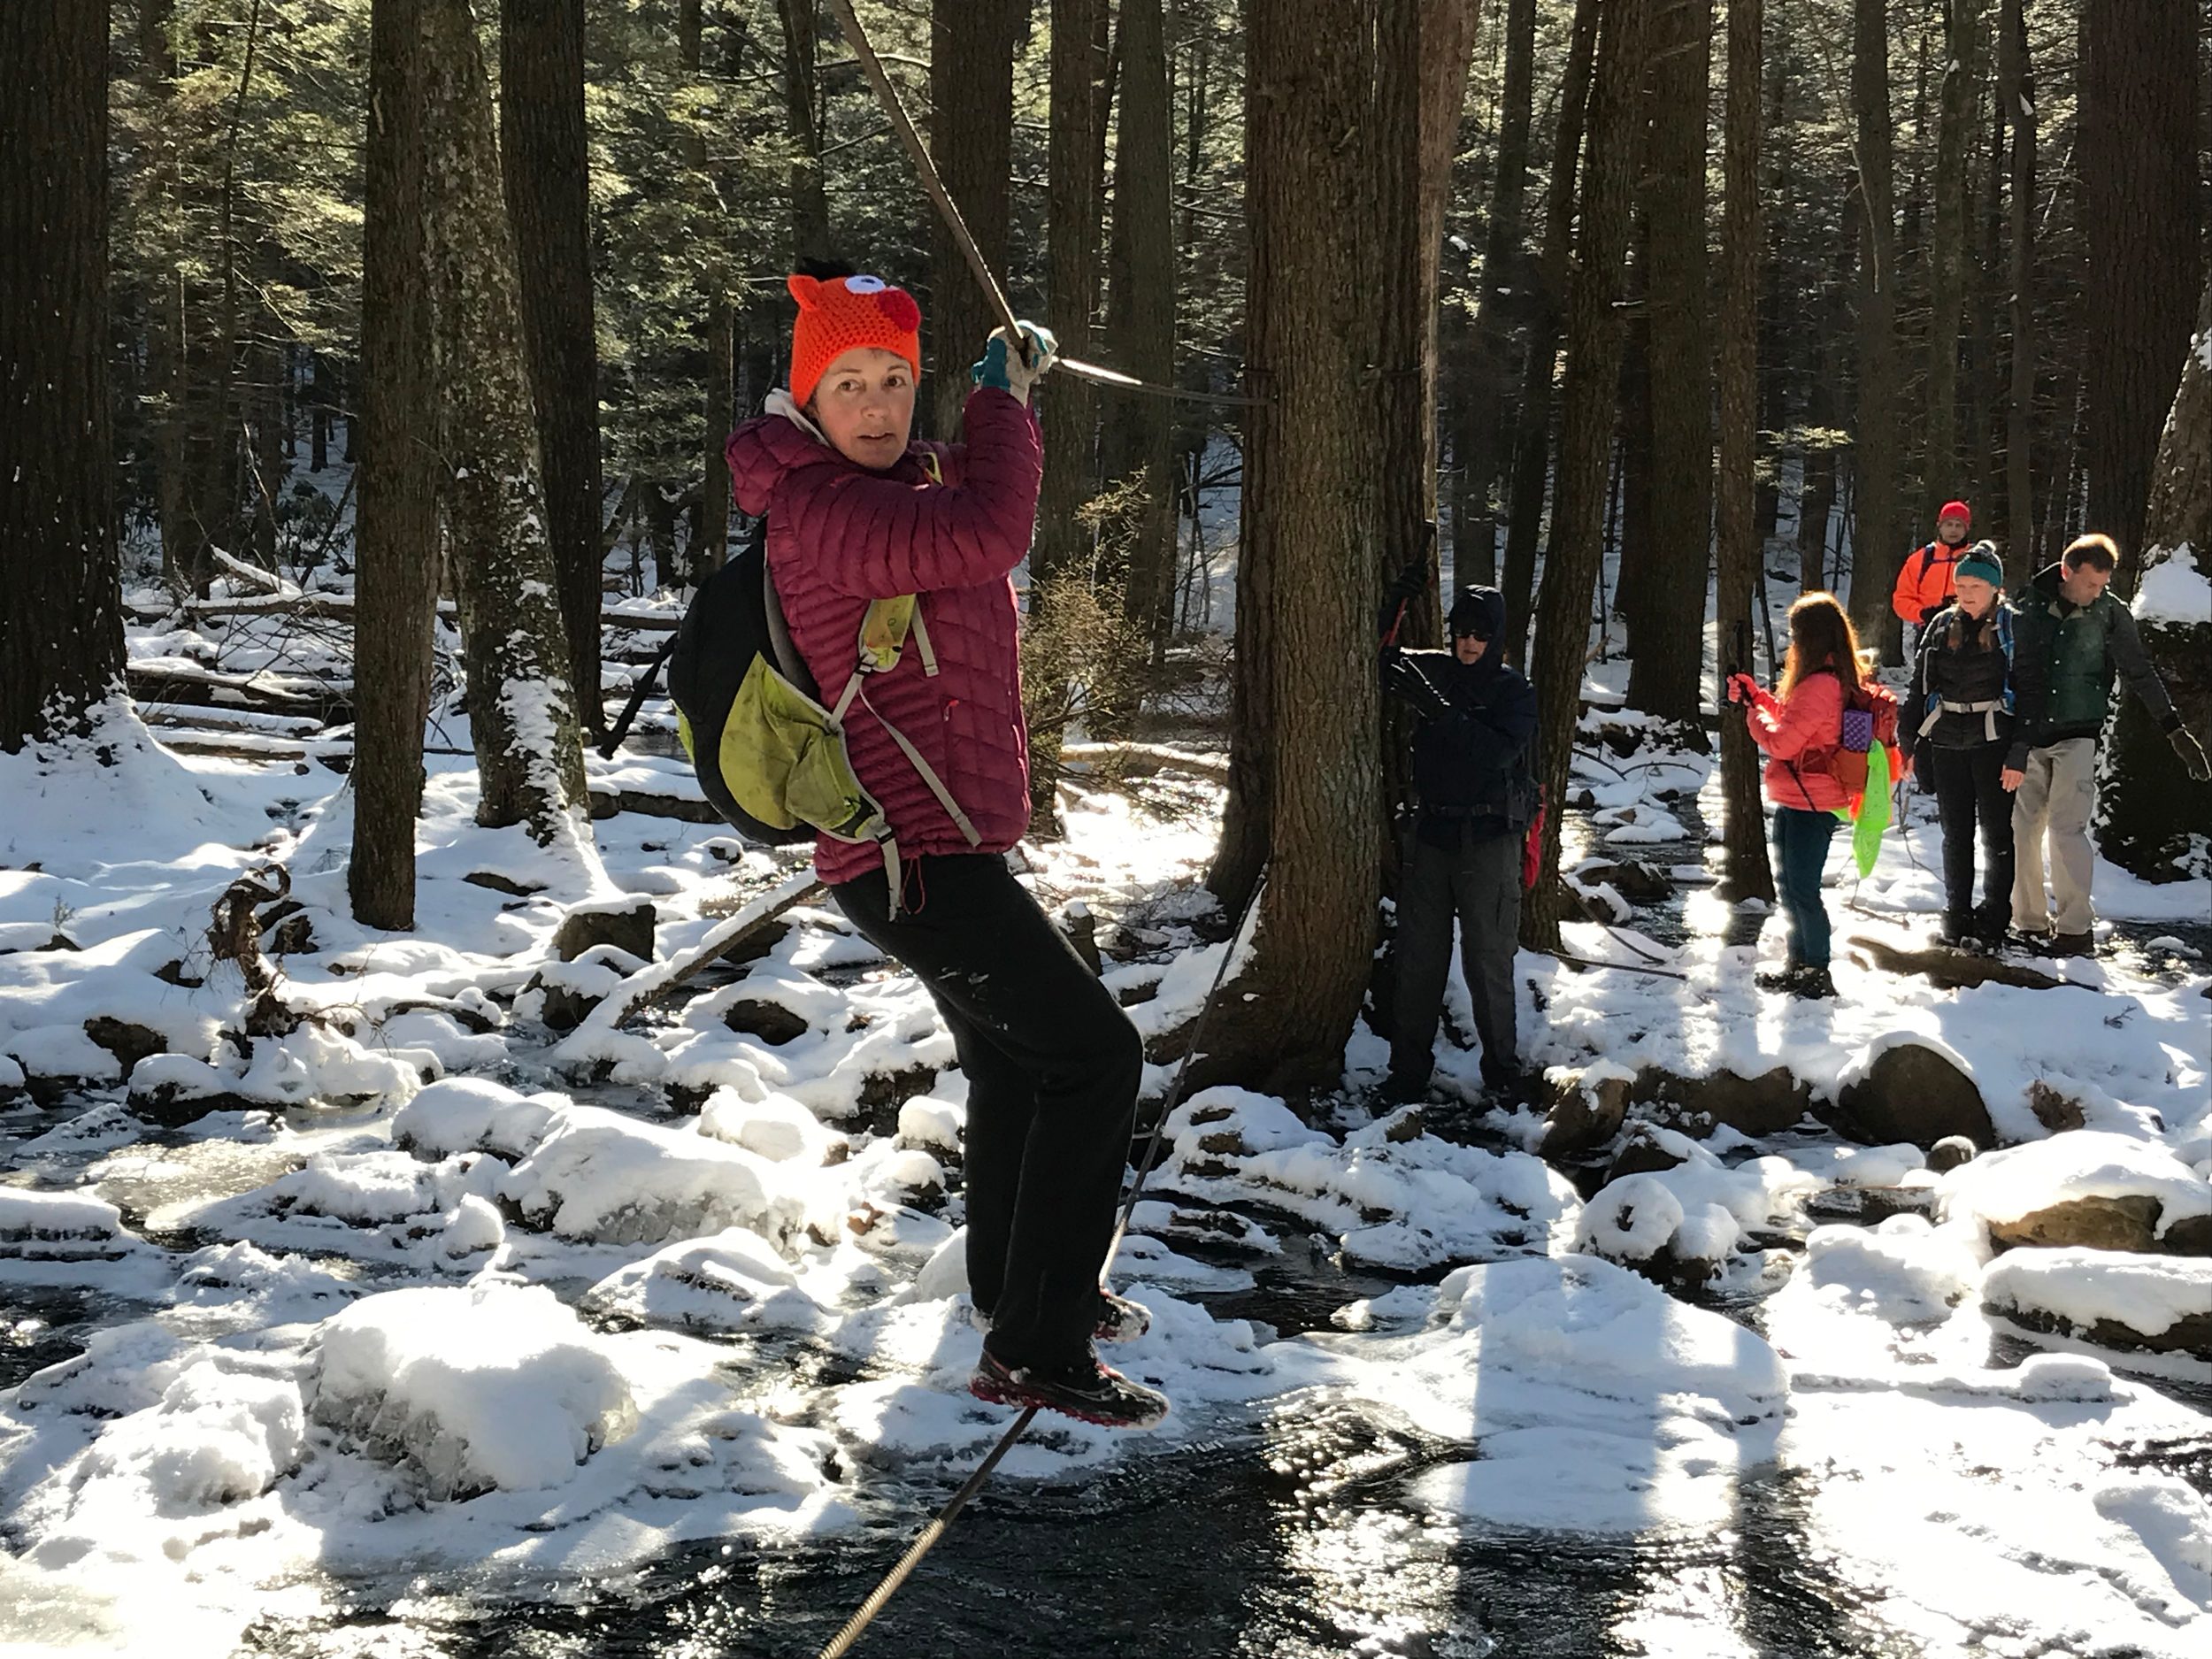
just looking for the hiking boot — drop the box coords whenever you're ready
[970,1349,1170,1429]
[1094,1288,1151,1344]
[2040,931,2094,959]
[1755,964,1805,992]
[972,1289,1154,1346]
[1790,966,1837,999]
[1938,913,1975,949]
[1377,1071,1431,1107]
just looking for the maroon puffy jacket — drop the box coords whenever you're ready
[723,388,1043,886]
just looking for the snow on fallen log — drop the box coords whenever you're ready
[552,866,826,1057]
[1057,741,1231,781]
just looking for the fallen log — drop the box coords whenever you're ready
[586,786,721,823]
[128,663,352,722]
[1057,741,1231,781]
[1846,933,2064,991]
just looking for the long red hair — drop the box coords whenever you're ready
[1778,592,1868,700]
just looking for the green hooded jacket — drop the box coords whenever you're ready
[2007,561,2177,769]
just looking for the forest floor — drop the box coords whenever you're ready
[0,553,2208,1657]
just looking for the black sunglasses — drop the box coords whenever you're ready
[1453,625,1493,641]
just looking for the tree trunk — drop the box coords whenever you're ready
[1102,0,1179,652]
[776,0,834,263]
[1499,0,1601,665]
[1922,0,1974,518]
[1998,0,2034,565]
[2095,266,2212,876]
[351,0,442,928]
[928,0,1023,439]
[0,0,126,751]
[420,0,593,854]
[503,0,605,739]
[1624,0,1710,722]
[680,0,732,578]
[1970,72,2004,519]
[2081,0,2199,587]
[1523,0,1653,951]
[1032,0,1106,589]
[1455,0,1536,595]
[1207,0,1379,1094]
[1844,0,1901,659]
[1715,0,1771,903]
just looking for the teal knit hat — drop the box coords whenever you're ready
[1955,541,2002,587]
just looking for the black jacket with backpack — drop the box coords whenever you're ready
[1385,587,1539,846]
[1901,600,2017,758]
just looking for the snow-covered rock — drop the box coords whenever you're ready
[583,1229,821,1336]
[0,1187,133,1261]
[499,1105,802,1247]
[1984,1248,2212,1358]
[390,1075,561,1161]
[72,1358,304,1513]
[696,1086,841,1164]
[1939,1130,2212,1254]
[1801,1214,1985,1325]
[306,1284,638,1500]
[1573,1140,1821,1281]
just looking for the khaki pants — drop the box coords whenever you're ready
[2010,737,2098,935]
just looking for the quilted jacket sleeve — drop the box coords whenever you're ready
[773,388,1042,600]
[1748,672,1841,762]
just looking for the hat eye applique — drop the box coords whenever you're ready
[844,274,887,294]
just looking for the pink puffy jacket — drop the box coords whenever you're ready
[723,388,1043,887]
[1747,672,1848,813]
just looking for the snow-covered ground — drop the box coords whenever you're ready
[4,627,2210,1655]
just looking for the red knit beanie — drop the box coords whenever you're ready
[787,272,923,407]
[1939,499,1971,527]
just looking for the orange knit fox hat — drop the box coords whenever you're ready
[787,271,924,407]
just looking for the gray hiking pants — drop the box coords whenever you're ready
[1391,829,1520,1086]
[2010,737,2097,936]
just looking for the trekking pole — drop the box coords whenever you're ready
[820,0,1263,412]
[810,868,1269,1659]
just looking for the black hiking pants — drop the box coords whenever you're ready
[1390,827,1521,1088]
[1926,741,2013,930]
[830,853,1141,1371]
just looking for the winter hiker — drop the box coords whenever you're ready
[723,265,1167,1430]
[1730,593,1877,1001]
[1893,500,1974,634]
[1379,572,1539,1102]
[2004,533,2212,957]
[1899,541,2017,950]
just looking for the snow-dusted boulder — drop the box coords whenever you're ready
[306,1284,637,1500]
[1983,1248,2212,1358]
[499,1106,801,1247]
[73,1358,304,1513]
[583,1229,819,1335]
[1573,1141,1821,1282]
[1801,1214,1985,1324]
[0,1187,133,1261]
[696,1086,841,1164]
[390,1075,561,1161]
[1836,1034,1994,1150]
[1939,1130,2212,1255]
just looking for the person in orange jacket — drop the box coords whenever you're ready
[1893,500,1973,631]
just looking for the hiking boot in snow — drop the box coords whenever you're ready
[2039,931,2095,959]
[970,1349,1170,1429]
[1938,912,1976,949]
[972,1289,1153,1346]
[1094,1288,1151,1344]
[1789,966,1838,1000]
[1755,964,1806,992]
[1377,1071,1431,1107]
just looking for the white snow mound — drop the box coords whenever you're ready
[500,1104,802,1246]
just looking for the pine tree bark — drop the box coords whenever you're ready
[1033,0,1107,591]
[1715,0,1771,903]
[1102,0,1179,652]
[1499,0,1601,665]
[1998,0,2033,562]
[1922,0,1974,516]
[0,0,126,752]
[928,0,1024,439]
[2081,0,2199,587]
[680,0,732,576]
[1523,0,1654,951]
[351,0,442,928]
[1624,0,1710,722]
[1207,0,1379,1094]
[2095,266,2212,876]
[502,0,604,738]
[777,0,834,262]
[1455,0,1536,593]
[420,0,592,850]
[1844,0,1901,657]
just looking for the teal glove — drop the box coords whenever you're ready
[971,321,1058,405]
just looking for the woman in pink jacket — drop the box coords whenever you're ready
[724,265,1165,1431]
[1731,592,1867,1001]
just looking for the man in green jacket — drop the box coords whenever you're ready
[2004,534,2212,956]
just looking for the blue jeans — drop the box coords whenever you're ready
[1773,806,1839,968]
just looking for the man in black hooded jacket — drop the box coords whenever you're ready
[1379,575,1539,1102]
